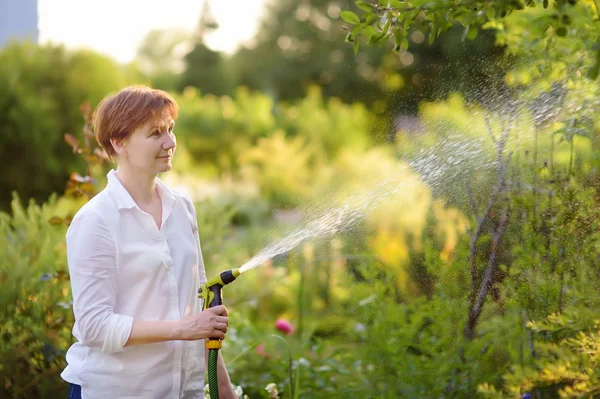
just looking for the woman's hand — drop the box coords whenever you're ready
[175,305,229,341]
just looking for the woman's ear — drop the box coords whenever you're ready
[110,137,128,158]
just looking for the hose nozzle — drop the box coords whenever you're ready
[198,268,241,311]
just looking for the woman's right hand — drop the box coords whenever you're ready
[175,305,229,341]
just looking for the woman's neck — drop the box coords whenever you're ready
[115,165,158,206]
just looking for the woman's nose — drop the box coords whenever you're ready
[163,133,176,150]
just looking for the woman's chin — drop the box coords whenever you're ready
[156,162,173,173]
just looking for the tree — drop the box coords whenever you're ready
[230,0,505,117]
[179,0,234,96]
[135,29,191,91]
[343,0,597,80]
[0,42,129,210]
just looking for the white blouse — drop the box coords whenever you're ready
[61,169,208,399]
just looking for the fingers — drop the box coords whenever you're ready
[207,314,228,327]
[207,331,224,340]
[209,305,228,316]
[209,314,228,339]
[193,306,229,340]
[214,322,228,333]
[210,326,226,340]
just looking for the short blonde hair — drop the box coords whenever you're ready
[93,86,179,159]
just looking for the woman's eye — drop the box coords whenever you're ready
[152,130,160,136]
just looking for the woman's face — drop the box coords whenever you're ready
[116,109,177,175]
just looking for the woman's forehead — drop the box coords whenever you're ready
[145,110,175,129]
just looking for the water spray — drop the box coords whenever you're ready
[197,268,242,399]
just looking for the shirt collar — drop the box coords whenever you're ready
[155,176,177,215]
[106,169,177,212]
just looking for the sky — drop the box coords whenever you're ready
[38,0,266,63]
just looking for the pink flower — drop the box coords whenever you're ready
[275,318,295,335]
[256,342,268,358]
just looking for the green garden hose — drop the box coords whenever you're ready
[207,347,220,398]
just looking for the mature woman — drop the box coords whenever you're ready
[60,86,236,399]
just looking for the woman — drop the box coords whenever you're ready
[61,86,236,399]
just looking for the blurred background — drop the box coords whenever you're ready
[1,0,599,397]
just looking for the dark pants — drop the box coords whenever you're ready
[68,383,81,399]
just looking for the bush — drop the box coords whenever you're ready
[0,42,134,211]
[0,194,76,398]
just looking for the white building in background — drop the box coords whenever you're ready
[0,0,39,48]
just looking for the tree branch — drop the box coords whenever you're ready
[466,181,479,216]
[465,202,510,339]
[465,110,514,339]
[375,0,484,13]
[483,112,497,144]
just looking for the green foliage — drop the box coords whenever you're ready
[3,3,600,395]
[0,195,76,398]
[491,0,600,84]
[480,309,600,398]
[134,28,192,91]
[239,131,317,206]
[179,42,234,96]
[173,86,374,206]
[344,0,582,54]
[230,0,388,104]
[2,89,600,398]
[0,42,132,211]
[228,0,504,115]
[177,1,235,95]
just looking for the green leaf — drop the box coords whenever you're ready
[461,24,470,42]
[404,11,417,30]
[352,23,364,36]
[428,28,436,45]
[485,7,495,20]
[383,17,391,33]
[393,26,406,42]
[353,39,360,55]
[401,37,409,50]
[378,34,390,48]
[355,1,373,12]
[365,13,378,25]
[543,0,549,8]
[362,25,376,41]
[467,25,478,40]
[341,11,360,25]
[369,31,386,45]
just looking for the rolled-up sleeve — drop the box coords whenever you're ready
[66,209,134,354]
